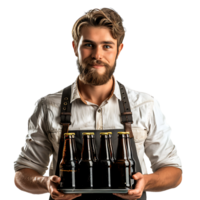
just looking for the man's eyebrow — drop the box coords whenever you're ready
[83,39,115,45]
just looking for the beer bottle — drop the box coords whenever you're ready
[113,132,130,188]
[108,132,115,189]
[79,132,93,188]
[99,132,112,188]
[125,132,136,189]
[59,133,78,188]
[90,132,100,188]
[71,132,79,161]
[71,132,81,188]
[108,132,115,163]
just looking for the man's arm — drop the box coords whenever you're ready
[143,166,182,192]
[14,168,49,194]
[143,98,182,191]
[14,168,81,199]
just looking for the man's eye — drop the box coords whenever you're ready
[84,44,111,49]
[84,44,91,46]
[104,45,111,49]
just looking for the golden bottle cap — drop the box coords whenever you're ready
[82,132,92,135]
[64,132,75,136]
[118,132,129,135]
[100,132,109,135]
[107,132,112,135]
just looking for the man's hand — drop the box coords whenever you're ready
[47,175,82,200]
[113,172,145,200]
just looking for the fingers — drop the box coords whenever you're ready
[48,176,82,199]
[113,190,141,200]
[54,193,82,200]
[49,176,64,199]
[51,175,61,184]
[50,176,82,200]
[52,192,81,199]
[132,172,140,179]
[70,193,82,199]
[50,187,64,199]
[113,193,129,200]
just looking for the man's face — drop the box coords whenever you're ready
[73,26,123,85]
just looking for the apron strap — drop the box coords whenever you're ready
[117,81,134,139]
[56,84,72,172]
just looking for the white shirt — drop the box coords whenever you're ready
[14,76,182,176]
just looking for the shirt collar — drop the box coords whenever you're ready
[70,75,121,104]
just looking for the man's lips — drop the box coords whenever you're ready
[91,64,104,68]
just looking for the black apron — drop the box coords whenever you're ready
[49,82,146,200]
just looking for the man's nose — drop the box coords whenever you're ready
[91,46,102,60]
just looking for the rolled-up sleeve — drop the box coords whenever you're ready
[144,98,182,173]
[14,97,54,175]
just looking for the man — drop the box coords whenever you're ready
[14,8,182,200]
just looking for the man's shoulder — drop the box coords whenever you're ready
[124,85,154,108]
[35,85,71,108]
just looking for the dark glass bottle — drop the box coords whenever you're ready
[108,132,115,163]
[108,132,116,189]
[71,132,81,188]
[113,132,131,189]
[79,132,93,188]
[99,132,112,188]
[71,133,79,161]
[126,132,136,189]
[59,133,78,188]
[90,132,100,188]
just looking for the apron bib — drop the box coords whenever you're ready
[49,82,146,200]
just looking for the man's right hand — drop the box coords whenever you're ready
[47,175,82,200]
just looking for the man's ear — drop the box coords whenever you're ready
[116,43,124,59]
[70,41,78,57]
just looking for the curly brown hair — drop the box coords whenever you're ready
[72,8,125,48]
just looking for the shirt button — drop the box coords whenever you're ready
[98,109,101,112]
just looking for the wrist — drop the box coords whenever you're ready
[143,172,161,191]
[33,175,49,193]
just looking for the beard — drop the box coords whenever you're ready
[76,56,117,86]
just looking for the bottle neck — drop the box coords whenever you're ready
[116,134,128,160]
[91,135,97,160]
[61,135,74,164]
[99,135,110,160]
[126,135,132,160]
[72,135,78,160]
[81,135,92,160]
[108,135,114,160]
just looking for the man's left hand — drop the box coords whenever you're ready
[113,172,146,200]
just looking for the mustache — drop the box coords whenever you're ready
[86,60,106,66]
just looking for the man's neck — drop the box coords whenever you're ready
[78,76,114,106]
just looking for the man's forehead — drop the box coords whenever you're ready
[79,26,117,44]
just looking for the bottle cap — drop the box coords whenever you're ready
[118,132,128,135]
[107,132,112,135]
[64,133,75,136]
[82,132,91,135]
[100,132,109,135]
